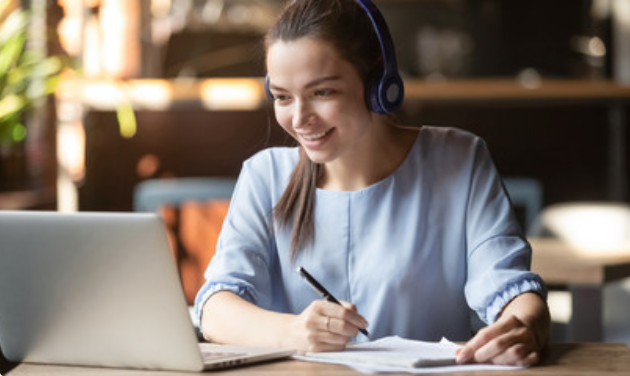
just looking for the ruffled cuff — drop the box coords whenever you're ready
[193,282,255,329]
[481,277,547,324]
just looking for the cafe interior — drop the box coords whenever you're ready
[1,0,630,369]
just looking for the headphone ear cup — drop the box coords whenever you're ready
[367,74,404,115]
[377,75,404,114]
[366,76,385,114]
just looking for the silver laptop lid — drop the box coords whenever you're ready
[0,211,205,371]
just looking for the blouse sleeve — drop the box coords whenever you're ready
[464,138,547,324]
[193,153,277,323]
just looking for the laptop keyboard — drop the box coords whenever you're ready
[201,350,246,362]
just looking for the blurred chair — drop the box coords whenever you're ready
[134,177,236,213]
[503,177,543,234]
[134,177,236,306]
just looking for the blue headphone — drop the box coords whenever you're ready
[265,0,404,114]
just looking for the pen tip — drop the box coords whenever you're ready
[362,330,371,340]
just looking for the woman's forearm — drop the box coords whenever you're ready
[201,290,368,353]
[201,291,295,348]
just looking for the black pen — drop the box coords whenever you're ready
[297,266,370,339]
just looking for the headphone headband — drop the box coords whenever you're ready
[266,0,404,114]
[354,0,404,114]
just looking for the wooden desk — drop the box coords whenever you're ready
[6,343,630,376]
[530,238,630,342]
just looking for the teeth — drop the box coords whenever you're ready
[301,130,329,141]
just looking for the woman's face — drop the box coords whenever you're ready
[266,37,375,165]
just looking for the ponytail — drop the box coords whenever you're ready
[273,148,321,259]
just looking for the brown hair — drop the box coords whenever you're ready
[267,0,384,258]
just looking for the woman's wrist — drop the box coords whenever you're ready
[502,292,550,351]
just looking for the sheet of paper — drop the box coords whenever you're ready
[294,336,524,374]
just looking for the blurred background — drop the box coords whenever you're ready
[0,0,628,212]
[1,0,630,352]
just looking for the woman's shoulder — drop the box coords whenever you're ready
[246,146,299,167]
[231,146,299,202]
[405,126,490,171]
[242,146,300,182]
[417,126,486,156]
[420,126,484,145]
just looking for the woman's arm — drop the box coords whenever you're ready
[201,291,369,353]
[456,292,550,366]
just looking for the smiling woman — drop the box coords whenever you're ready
[194,0,549,367]
[264,0,412,254]
[267,38,377,167]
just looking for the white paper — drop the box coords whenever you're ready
[294,336,524,374]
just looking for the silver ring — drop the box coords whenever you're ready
[325,316,331,331]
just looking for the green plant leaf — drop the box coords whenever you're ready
[38,56,63,76]
[15,49,40,68]
[41,74,60,96]
[5,64,29,89]
[0,7,64,145]
[0,9,28,94]
[0,32,26,81]
[25,58,63,100]
[0,9,28,45]
[0,94,26,120]
[11,122,27,142]
[116,103,137,139]
[3,52,54,90]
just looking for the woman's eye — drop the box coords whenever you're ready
[273,94,289,102]
[314,89,333,97]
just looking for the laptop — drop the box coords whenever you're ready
[0,211,294,371]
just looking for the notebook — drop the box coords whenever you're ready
[295,336,523,374]
[0,211,294,371]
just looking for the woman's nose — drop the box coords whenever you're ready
[292,100,313,129]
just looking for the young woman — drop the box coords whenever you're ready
[195,0,550,366]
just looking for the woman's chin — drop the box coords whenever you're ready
[302,149,335,165]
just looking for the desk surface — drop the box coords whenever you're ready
[529,238,630,285]
[6,343,630,376]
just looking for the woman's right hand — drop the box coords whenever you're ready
[288,300,369,353]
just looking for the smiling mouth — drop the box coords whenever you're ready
[299,128,333,141]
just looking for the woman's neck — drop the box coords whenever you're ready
[318,122,419,192]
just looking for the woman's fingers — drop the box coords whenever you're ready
[317,300,368,335]
[326,316,363,337]
[457,315,541,366]
[294,300,369,353]
[472,333,520,363]
[485,344,540,367]
[339,301,357,312]
[456,316,515,363]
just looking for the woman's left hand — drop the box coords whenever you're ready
[456,314,540,366]
[456,293,550,367]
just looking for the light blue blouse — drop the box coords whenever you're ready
[195,126,545,342]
